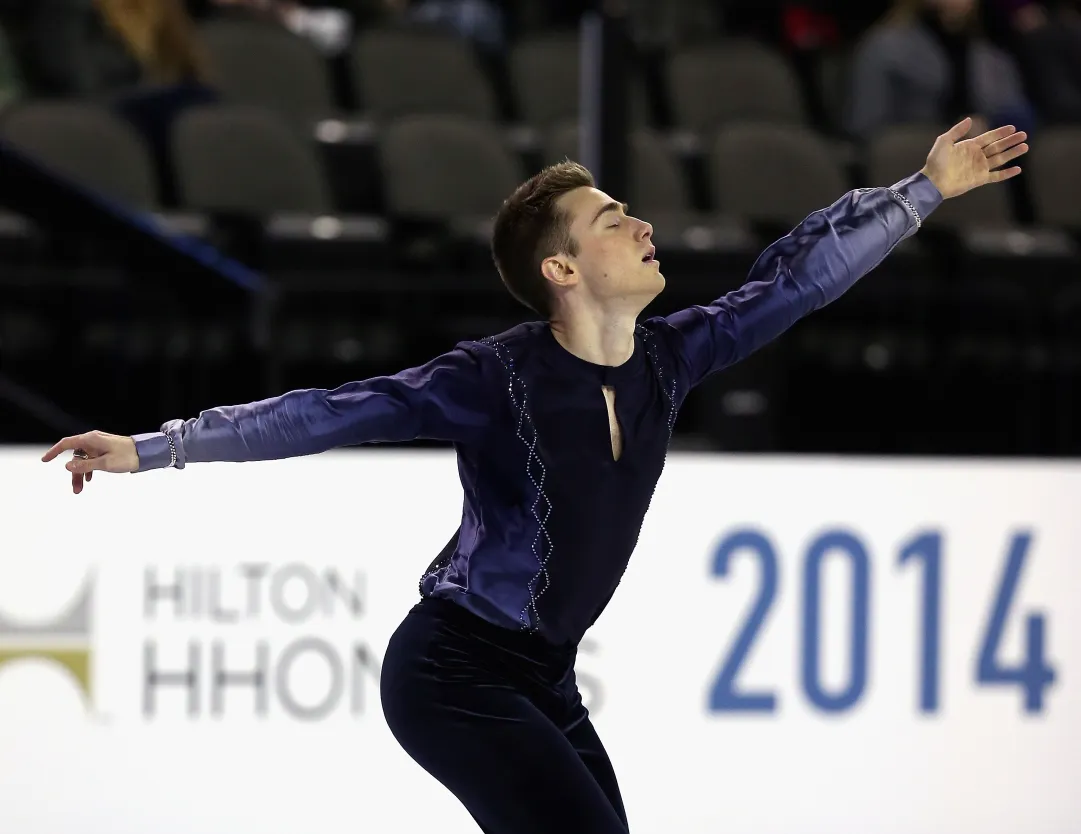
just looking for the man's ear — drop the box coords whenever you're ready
[541,254,578,288]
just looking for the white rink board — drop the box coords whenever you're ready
[1,448,1079,834]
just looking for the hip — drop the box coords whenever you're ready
[381,595,582,711]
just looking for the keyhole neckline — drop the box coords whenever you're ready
[601,384,625,463]
[541,324,644,386]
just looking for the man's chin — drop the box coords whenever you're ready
[642,273,665,306]
[620,272,665,313]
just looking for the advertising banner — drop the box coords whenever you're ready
[1,449,1078,834]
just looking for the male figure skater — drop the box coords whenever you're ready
[43,118,1027,833]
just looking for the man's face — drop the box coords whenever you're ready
[543,186,664,309]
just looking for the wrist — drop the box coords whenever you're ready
[130,431,179,471]
[890,171,945,227]
[124,436,140,473]
[919,166,951,199]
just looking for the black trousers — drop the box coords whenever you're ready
[380,597,629,833]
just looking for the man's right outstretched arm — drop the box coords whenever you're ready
[42,344,494,489]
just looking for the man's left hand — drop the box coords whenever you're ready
[920,117,1029,200]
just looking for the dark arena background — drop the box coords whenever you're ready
[0,1,1080,833]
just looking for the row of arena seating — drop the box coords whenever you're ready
[199,20,819,134]
[2,100,1080,251]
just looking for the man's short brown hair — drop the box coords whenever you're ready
[491,161,595,318]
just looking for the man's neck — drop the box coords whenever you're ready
[548,309,638,368]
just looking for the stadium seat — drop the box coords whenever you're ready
[0,24,22,111]
[196,19,383,217]
[379,115,524,231]
[350,26,498,121]
[1028,127,1081,229]
[0,102,158,209]
[173,105,388,273]
[543,123,754,258]
[627,0,725,47]
[814,47,855,136]
[667,40,806,136]
[509,33,650,127]
[710,123,848,227]
[866,124,1015,229]
[173,105,332,214]
[198,19,337,129]
[544,124,690,212]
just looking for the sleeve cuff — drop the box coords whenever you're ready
[132,431,174,472]
[888,172,944,231]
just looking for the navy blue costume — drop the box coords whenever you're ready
[133,174,942,833]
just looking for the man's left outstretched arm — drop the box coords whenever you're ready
[664,118,1029,390]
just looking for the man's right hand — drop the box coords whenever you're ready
[919,117,1028,200]
[41,431,140,495]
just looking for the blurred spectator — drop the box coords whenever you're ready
[845,0,1035,139]
[0,0,212,98]
[97,0,209,83]
[986,0,1081,123]
[383,0,506,53]
[198,0,354,56]
[95,0,219,205]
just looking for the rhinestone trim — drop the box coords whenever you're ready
[477,337,553,630]
[637,325,677,439]
[888,188,922,231]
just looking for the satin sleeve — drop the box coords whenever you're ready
[661,172,943,391]
[132,343,494,471]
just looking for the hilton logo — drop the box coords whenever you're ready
[0,576,93,707]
